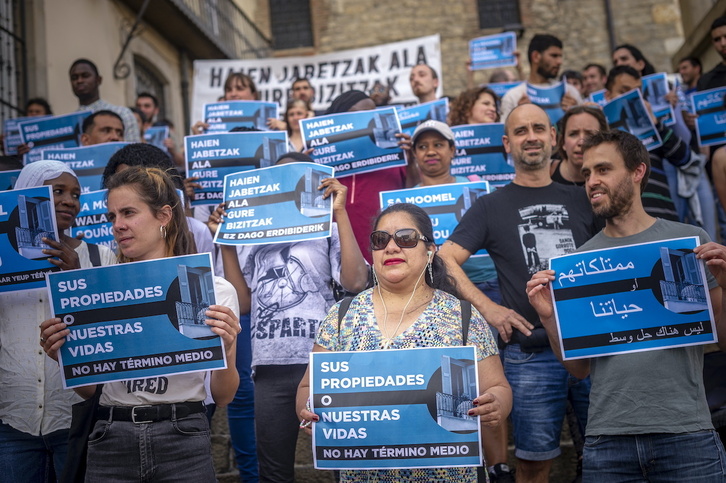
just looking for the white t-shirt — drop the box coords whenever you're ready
[500,80,583,121]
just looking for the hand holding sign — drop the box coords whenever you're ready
[694,241,726,289]
[42,236,81,271]
[525,269,557,327]
[39,317,69,362]
[203,304,241,359]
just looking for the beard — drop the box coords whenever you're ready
[591,177,634,219]
[514,142,551,171]
[537,64,557,80]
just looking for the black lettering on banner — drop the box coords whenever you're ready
[210,67,223,88]
[368,55,379,73]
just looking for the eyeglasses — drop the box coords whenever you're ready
[370,229,430,251]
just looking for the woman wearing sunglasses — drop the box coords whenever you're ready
[296,203,511,482]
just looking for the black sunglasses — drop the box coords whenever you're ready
[370,228,430,251]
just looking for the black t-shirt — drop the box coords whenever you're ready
[697,63,726,92]
[449,182,598,344]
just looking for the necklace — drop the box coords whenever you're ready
[377,265,430,349]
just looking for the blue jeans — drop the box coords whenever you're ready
[663,160,717,241]
[583,431,726,482]
[227,314,259,482]
[0,421,68,482]
[85,412,215,482]
[502,344,591,461]
[475,279,502,305]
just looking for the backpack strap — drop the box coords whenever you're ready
[460,299,472,346]
[337,296,355,347]
[87,243,102,267]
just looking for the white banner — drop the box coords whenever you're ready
[191,35,442,126]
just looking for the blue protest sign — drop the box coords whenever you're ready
[395,99,449,137]
[300,108,405,177]
[71,189,115,252]
[0,186,60,292]
[185,131,288,207]
[37,142,128,193]
[642,73,675,126]
[550,237,716,360]
[0,169,21,191]
[18,111,91,163]
[450,124,512,185]
[144,126,170,152]
[3,116,49,155]
[526,82,565,124]
[203,101,279,133]
[603,89,662,151]
[380,182,490,257]
[215,162,334,245]
[310,346,481,470]
[488,82,522,99]
[691,86,726,147]
[48,253,227,388]
[469,32,517,70]
[588,89,607,107]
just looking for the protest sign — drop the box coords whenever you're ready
[37,142,128,193]
[0,186,59,292]
[215,162,334,245]
[469,32,517,70]
[310,346,481,470]
[47,253,227,388]
[18,111,91,163]
[395,99,449,137]
[642,73,675,126]
[588,89,607,107]
[450,124,512,185]
[526,82,565,124]
[301,107,405,177]
[488,81,522,99]
[185,131,288,207]
[691,86,726,147]
[380,181,490,257]
[192,35,442,119]
[0,169,21,191]
[550,236,716,360]
[71,189,115,251]
[203,100,279,133]
[4,116,49,155]
[144,126,170,152]
[603,89,662,151]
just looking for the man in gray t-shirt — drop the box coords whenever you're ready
[527,129,726,482]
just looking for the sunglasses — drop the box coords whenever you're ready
[370,228,430,251]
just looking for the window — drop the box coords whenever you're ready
[269,0,313,50]
[0,0,27,120]
[134,57,166,121]
[477,0,521,30]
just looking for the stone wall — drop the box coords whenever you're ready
[253,0,684,98]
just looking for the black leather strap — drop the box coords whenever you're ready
[97,401,205,423]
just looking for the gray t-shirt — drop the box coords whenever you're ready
[579,218,715,436]
[242,224,342,368]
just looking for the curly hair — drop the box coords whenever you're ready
[448,87,500,126]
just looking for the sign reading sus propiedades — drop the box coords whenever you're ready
[310,346,482,470]
[48,253,226,388]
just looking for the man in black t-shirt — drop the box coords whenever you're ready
[440,104,597,482]
[697,16,726,92]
